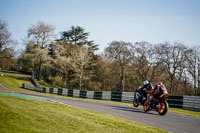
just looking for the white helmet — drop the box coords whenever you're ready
[144,81,149,86]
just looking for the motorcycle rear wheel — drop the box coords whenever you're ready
[157,101,168,115]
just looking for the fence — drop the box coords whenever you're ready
[22,83,200,112]
[183,96,200,111]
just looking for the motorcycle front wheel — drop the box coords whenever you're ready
[143,101,150,112]
[157,101,168,115]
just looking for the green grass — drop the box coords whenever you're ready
[0,76,31,90]
[0,70,31,77]
[168,108,200,117]
[0,71,200,118]
[0,93,167,133]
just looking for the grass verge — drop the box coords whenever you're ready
[168,108,200,117]
[0,93,167,133]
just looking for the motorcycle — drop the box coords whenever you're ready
[133,89,147,107]
[143,93,169,115]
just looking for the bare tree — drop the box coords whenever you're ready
[158,42,187,94]
[133,41,164,82]
[185,46,200,95]
[105,41,133,91]
[51,40,94,90]
[28,21,55,48]
[70,46,93,90]
[0,20,13,59]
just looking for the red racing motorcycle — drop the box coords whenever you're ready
[143,93,169,115]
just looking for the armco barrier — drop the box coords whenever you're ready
[23,84,41,92]
[111,91,122,102]
[62,89,68,96]
[46,88,50,93]
[68,89,73,97]
[49,88,54,94]
[73,89,80,97]
[87,91,94,99]
[183,96,200,111]
[42,87,46,93]
[102,91,111,100]
[57,88,63,95]
[122,92,134,103]
[94,91,102,100]
[22,83,200,112]
[80,90,87,98]
[167,95,183,108]
[53,88,58,94]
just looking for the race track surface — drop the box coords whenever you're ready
[1,85,200,133]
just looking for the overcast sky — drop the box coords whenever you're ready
[1,0,200,53]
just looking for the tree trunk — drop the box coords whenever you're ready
[120,67,125,91]
[122,69,125,92]
[169,76,173,94]
[67,70,71,89]
[80,72,82,90]
[38,58,42,81]
[65,72,67,88]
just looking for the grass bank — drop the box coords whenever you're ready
[0,92,167,133]
[0,76,31,90]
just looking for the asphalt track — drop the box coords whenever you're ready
[1,85,200,133]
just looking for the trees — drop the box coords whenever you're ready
[50,40,95,90]
[60,26,98,51]
[158,42,187,94]
[0,20,12,59]
[22,43,50,79]
[28,21,55,48]
[22,22,55,80]
[102,41,200,95]
[133,41,164,83]
[70,46,94,90]
[50,41,73,88]
[0,20,16,70]
[105,41,133,91]
[10,20,199,95]
[185,46,200,95]
[54,26,99,89]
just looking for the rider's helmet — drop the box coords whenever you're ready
[144,81,149,86]
[144,81,153,90]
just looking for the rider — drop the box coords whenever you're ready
[138,80,153,100]
[146,81,168,104]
